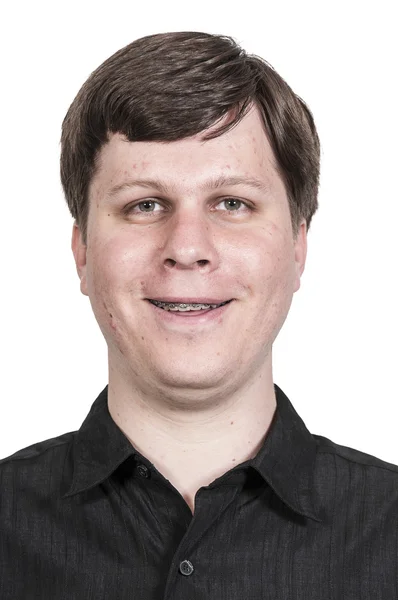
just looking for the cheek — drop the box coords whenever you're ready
[240,224,295,295]
[87,233,138,289]
[85,236,134,323]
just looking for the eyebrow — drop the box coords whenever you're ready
[107,174,271,198]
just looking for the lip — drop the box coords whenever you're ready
[147,299,233,325]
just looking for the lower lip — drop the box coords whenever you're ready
[147,301,233,325]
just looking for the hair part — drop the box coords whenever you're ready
[60,31,320,246]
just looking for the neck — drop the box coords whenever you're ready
[107,360,277,513]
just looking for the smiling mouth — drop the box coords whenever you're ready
[148,299,233,311]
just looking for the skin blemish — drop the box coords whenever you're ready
[107,310,116,331]
[230,421,234,425]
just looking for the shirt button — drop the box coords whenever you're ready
[179,560,194,576]
[137,464,150,478]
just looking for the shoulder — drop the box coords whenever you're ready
[0,431,77,529]
[314,434,398,474]
[0,431,75,477]
[312,434,398,520]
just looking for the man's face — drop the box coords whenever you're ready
[72,106,307,398]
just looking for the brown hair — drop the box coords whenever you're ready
[60,31,320,245]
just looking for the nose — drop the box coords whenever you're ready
[159,207,220,271]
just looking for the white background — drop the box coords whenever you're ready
[0,0,397,462]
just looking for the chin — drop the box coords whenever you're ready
[152,359,233,389]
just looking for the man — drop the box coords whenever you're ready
[0,31,397,599]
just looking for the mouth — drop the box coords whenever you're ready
[147,299,233,312]
[145,298,234,323]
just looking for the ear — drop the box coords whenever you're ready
[293,219,308,293]
[71,222,89,297]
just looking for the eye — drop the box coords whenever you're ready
[124,200,162,214]
[217,198,249,213]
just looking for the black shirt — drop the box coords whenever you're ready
[1,384,397,599]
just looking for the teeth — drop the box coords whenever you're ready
[150,300,226,311]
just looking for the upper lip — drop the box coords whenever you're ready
[147,297,233,304]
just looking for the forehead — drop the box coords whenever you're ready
[92,106,281,195]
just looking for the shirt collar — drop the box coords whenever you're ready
[62,384,324,523]
[250,384,324,523]
[62,386,135,499]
